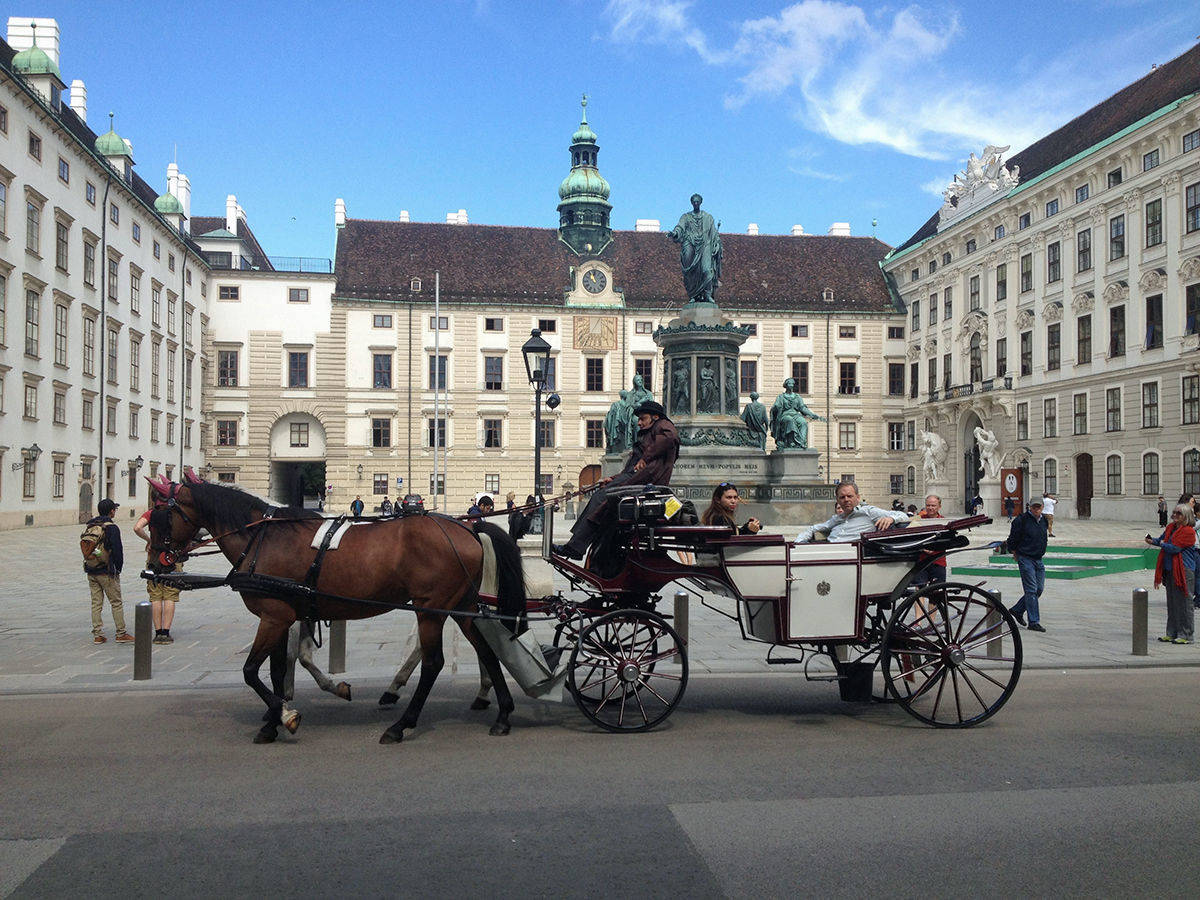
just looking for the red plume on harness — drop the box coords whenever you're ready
[145,474,173,500]
[184,467,203,484]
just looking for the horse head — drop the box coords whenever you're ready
[142,476,203,563]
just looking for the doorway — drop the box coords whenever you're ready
[579,465,602,489]
[1075,453,1093,518]
[961,413,982,514]
[78,481,93,523]
[271,460,326,509]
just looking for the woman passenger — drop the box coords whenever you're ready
[701,482,761,534]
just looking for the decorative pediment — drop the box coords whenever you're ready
[958,310,989,347]
[1043,300,1064,323]
[1015,309,1035,329]
[1138,267,1167,293]
[937,145,1020,231]
[907,343,922,361]
[1102,280,1129,304]
[1071,290,1094,314]
[923,338,938,356]
[1179,256,1200,282]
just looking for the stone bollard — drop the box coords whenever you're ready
[1132,588,1148,656]
[328,620,347,674]
[673,590,689,665]
[133,601,152,681]
[987,590,1002,659]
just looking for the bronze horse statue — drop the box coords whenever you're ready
[146,476,525,744]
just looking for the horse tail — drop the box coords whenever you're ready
[473,520,527,635]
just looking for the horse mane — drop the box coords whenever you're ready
[186,481,322,535]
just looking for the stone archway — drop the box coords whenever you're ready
[268,413,327,506]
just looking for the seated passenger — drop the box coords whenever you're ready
[701,482,761,534]
[793,481,908,543]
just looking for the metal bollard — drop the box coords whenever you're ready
[673,591,689,665]
[1132,588,1148,656]
[133,601,152,681]
[328,620,347,674]
[987,590,1002,659]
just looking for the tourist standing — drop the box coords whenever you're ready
[1147,504,1197,644]
[1007,498,1049,632]
[134,499,182,644]
[82,499,132,644]
[350,495,365,517]
[379,496,393,516]
[1042,492,1057,537]
[1158,496,1169,528]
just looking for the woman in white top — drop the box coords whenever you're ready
[1042,493,1057,537]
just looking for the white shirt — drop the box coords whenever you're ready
[1041,496,1056,515]
[793,503,909,543]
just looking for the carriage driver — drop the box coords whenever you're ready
[793,481,909,543]
[553,400,681,560]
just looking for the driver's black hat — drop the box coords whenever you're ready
[633,400,667,418]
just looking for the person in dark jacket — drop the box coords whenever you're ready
[554,401,680,559]
[1007,498,1049,632]
[509,495,536,541]
[350,495,365,517]
[701,482,761,533]
[84,498,131,644]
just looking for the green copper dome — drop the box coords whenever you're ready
[12,43,61,80]
[154,192,183,215]
[558,167,611,202]
[95,113,131,158]
[557,95,613,257]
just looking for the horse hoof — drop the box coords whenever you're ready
[253,725,278,744]
[281,709,301,734]
[489,721,511,736]
[378,691,400,707]
[379,728,403,744]
[470,697,491,711]
[335,682,353,702]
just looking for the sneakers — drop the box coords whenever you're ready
[159,631,174,644]
[1027,622,1047,632]
[1173,637,1193,645]
[1008,606,1026,627]
[93,634,107,644]
[1158,635,1175,643]
[114,632,135,643]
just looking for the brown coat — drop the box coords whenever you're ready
[621,417,680,486]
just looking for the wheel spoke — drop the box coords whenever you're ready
[956,665,990,711]
[950,667,964,723]
[958,660,1013,691]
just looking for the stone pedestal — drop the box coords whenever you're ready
[979,477,1001,518]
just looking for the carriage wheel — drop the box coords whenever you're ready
[880,582,1022,728]
[567,609,687,732]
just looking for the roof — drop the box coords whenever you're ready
[334,219,896,312]
[893,41,1200,256]
[191,216,275,270]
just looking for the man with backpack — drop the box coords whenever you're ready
[81,498,132,644]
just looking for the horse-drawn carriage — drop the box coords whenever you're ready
[146,477,1021,743]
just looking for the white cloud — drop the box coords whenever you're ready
[605,0,726,63]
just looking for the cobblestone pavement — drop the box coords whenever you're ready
[0,516,1193,696]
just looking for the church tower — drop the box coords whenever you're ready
[557,95,612,256]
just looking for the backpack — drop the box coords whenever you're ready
[81,522,110,570]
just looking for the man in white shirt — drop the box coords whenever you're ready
[794,482,909,543]
[1042,492,1057,537]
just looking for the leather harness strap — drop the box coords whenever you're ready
[304,515,345,589]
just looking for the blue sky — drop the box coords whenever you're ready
[44,0,1200,261]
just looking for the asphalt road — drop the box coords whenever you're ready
[3,668,1199,898]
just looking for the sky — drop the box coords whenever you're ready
[37,0,1200,262]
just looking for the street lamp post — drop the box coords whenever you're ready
[521,328,552,501]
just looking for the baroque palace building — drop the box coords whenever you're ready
[883,42,1200,519]
[205,101,909,513]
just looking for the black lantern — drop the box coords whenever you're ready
[521,328,552,386]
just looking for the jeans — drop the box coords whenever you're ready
[1011,555,1045,624]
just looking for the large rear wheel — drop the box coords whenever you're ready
[880,582,1022,727]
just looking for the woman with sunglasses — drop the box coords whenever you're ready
[1146,504,1198,644]
[701,483,761,534]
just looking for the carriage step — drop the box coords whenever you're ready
[766,656,803,665]
[805,673,843,682]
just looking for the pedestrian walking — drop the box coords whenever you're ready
[350,495,365,517]
[1003,495,1014,520]
[134,498,182,644]
[1182,494,1200,609]
[1007,498,1049,632]
[81,498,132,644]
[1147,504,1197,644]
[1042,492,1057,537]
[379,496,393,516]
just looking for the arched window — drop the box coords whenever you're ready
[1106,454,1123,495]
[1185,448,1200,494]
[1142,452,1160,495]
[906,465,915,494]
[969,333,982,382]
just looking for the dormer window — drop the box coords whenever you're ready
[822,288,835,302]
[410,277,422,292]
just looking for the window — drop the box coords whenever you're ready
[24,383,37,418]
[1106,455,1122,495]
[83,397,93,430]
[585,357,604,392]
[109,203,119,226]
[53,390,65,424]
[1109,306,1125,358]
[741,323,758,335]
[838,325,856,339]
[890,474,904,494]
[906,420,916,450]
[1109,215,1125,260]
[838,421,857,450]
[53,303,68,366]
[288,288,309,303]
[1142,382,1159,428]
[0,271,6,346]
[286,422,308,447]
[969,275,980,311]
[129,268,140,314]
[217,349,238,386]
[484,474,500,494]
[0,182,6,238]
[1075,184,1089,204]
[966,238,977,254]
[1185,449,1200,495]
[1143,453,1160,495]
[1143,149,1159,171]
[371,418,391,448]
[909,363,918,399]
[106,326,118,383]
[1185,129,1200,153]
[1145,198,1163,247]
[372,353,392,389]
[635,358,654,391]
[888,422,904,451]
[1105,387,1122,431]
[537,420,555,449]
[1044,398,1057,437]
[1017,403,1028,440]
[374,473,389,496]
[288,351,309,388]
[26,200,40,254]
[911,268,920,282]
[969,334,982,382]
[1045,458,1058,495]
[1020,331,1032,376]
[887,326,905,340]
[1076,229,1091,272]
[1020,253,1032,292]
[1018,212,1031,230]
[1187,182,1200,233]
[22,458,35,498]
[792,361,809,393]
[373,314,392,328]
[907,466,916,494]
[0,103,5,132]
[106,401,117,435]
[888,363,905,396]
[791,324,809,338]
[1145,294,1163,349]
[1073,392,1088,434]
[130,336,140,390]
[995,338,1007,379]
[82,239,96,287]
[943,287,952,320]
[83,316,96,376]
[24,289,40,357]
[28,130,41,160]
[1183,375,1199,425]
[218,286,239,301]
[739,359,757,394]
[838,362,857,394]
[151,285,161,327]
[543,357,557,391]
[484,317,503,331]
[586,419,604,448]
[942,251,952,265]
[86,182,96,205]
[54,220,68,270]
[132,222,141,243]
[429,473,445,496]
[427,417,446,448]
[217,472,236,485]
[1046,241,1061,283]
[427,354,447,390]
[538,319,556,333]
[107,256,118,301]
[1077,314,1092,363]
[942,354,952,391]
[994,224,1006,240]
[1188,284,1200,335]
[911,299,920,331]
[166,417,175,445]
[927,358,937,396]
[995,264,1007,301]
[484,356,503,391]
[1047,323,1061,371]
[53,459,65,498]
[635,320,653,334]
[1045,199,1059,217]
[429,315,448,330]
[217,420,238,446]
[928,292,937,326]
[1107,168,1122,188]
[483,418,502,448]
[929,260,937,274]
[167,348,176,401]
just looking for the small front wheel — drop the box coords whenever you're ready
[567,609,687,732]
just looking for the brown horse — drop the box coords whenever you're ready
[147,477,525,744]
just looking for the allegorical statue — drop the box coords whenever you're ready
[724,362,739,415]
[973,426,1002,480]
[604,390,632,454]
[627,372,654,411]
[668,193,722,303]
[920,430,948,482]
[670,359,690,415]
[769,378,825,450]
[697,358,720,413]
[741,392,768,450]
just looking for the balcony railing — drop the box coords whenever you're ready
[925,376,1012,403]
[267,256,333,274]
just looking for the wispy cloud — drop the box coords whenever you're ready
[606,0,726,63]
[786,146,848,182]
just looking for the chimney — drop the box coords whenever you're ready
[6,17,62,65]
[335,198,346,228]
[167,162,179,196]
[176,173,191,233]
[747,223,759,235]
[791,224,805,236]
[457,208,468,225]
[398,210,410,222]
[69,79,86,121]
[827,222,851,236]
[635,218,661,232]
[226,195,238,233]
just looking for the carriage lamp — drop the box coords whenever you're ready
[356,463,364,479]
[521,328,551,387]
[11,444,41,471]
[133,455,144,470]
